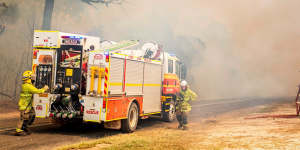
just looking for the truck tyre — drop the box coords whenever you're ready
[162,101,176,122]
[121,102,139,133]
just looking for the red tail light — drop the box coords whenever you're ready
[49,113,54,118]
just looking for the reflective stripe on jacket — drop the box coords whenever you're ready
[18,80,45,111]
[176,88,198,112]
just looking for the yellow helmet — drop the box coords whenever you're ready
[22,70,33,81]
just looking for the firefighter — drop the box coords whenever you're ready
[15,70,48,136]
[176,80,197,130]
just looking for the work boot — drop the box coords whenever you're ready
[177,124,183,129]
[24,128,32,135]
[14,131,27,136]
[15,128,27,136]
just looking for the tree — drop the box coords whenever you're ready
[42,0,54,30]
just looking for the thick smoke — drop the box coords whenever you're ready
[0,0,299,100]
[0,0,44,101]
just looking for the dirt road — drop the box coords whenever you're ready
[0,97,292,150]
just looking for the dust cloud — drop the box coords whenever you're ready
[0,0,299,101]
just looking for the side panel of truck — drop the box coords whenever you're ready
[84,51,106,122]
[105,55,162,121]
[105,96,143,121]
[125,59,144,96]
[143,62,162,114]
[109,57,124,95]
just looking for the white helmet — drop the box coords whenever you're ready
[180,80,188,87]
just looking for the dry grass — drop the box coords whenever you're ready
[57,102,300,150]
[57,128,198,150]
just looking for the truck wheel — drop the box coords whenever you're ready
[121,102,139,133]
[163,101,176,122]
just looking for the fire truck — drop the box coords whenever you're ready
[32,30,185,132]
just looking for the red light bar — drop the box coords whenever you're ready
[61,36,70,38]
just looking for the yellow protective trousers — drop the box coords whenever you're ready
[16,108,35,132]
[176,111,189,126]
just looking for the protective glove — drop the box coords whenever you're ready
[43,85,49,91]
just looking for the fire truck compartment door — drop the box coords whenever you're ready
[143,63,162,114]
[109,57,124,95]
[83,97,101,123]
[125,60,143,95]
[33,94,51,118]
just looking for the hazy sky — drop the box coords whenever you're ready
[1,0,300,100]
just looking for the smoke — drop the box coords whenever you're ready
[0,0,44,100]
[52,0,300,99]
[0,2,19,24]
[1,0,300,100]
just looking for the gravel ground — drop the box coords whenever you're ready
[0,97,293,150]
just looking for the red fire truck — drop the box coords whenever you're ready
[32,30,185,132]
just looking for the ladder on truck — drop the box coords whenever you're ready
[100,40,139,52]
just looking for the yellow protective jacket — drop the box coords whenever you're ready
[18,80,45,111]
[176,88,198,112]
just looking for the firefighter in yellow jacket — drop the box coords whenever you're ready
[176,80,197,130]
[15,70,48,136]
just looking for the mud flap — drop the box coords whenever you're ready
[33,94,51,118]
[104,120,121,130]
[83,97,102,123]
